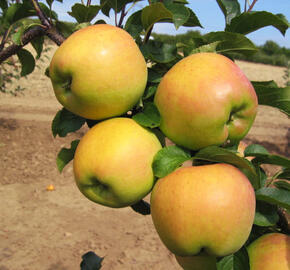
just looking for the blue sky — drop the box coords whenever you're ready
[46,0,289,48]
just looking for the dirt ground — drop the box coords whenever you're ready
[0,46,289,270]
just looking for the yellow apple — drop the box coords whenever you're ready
[154,52,258,150]
[50,24,147,120]
[150,163,256,257]
[247,233,290,270]
[73,117,162,208]
[175,253,217,270]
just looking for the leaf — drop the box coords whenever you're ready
[31,35,44,59]
[255,187,290,210]
[100,0,135,14]
[131,200,151,215]
[216,0,241,25]
[216,247,249,270]
[148,69,163,83]
[80,251,103,270]
[226,11,289,36]
[55,21,75,38]
[274,180,290,191]
[194,146,259,189]
[275,168,290,180]
[163,1,190,29]
[153,145,191,178]
[203,31,257,56]
[16,49,35,77]
[251,80,278,88]
[141,40,177,63]
[141,2,172,34]
[132,102,161,128]
[244,144,269,156]
[68,3,101,23]
[4,3,35,25]
[11,26,25,45]
[124,10,143,39]
[252,82,290,116]
[56,140,79,173]
[143,85,157,100]
[0,0,8,11]
[190,41,221,54]
[51,108,86,138]
[254,201,279,227]
[182,8,202,27]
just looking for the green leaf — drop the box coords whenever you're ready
[203,31,257,56]
[163,1,190,29]
[216,0,241,25]
[124,10,143,39]
[153,145,191,178]
[275,168,290,180]
[194,146,259,189]
[256,187,290,210]
[16,49,35,77]
[100,0,135,17]
[80,251,103,270]
[216,247,249,270]
[141,40,177,63]
[143,85,158,100]
[274,180,290,191]
[254,201,279,227]
[56,140,79,173]
[68,3,100,23]
[148,69,163,83]
[226,11,289,36]
[55,21,75,38]
[74,22,91,31]
[4,3,34,25]
[38,2,58,20]
[245,144,290,168]
[252,82,290,117]
[190,41,221,54]
[251,80,278,88]
[131,200,151,215]
[31,35,44,59]
[244,144,269,156]
[141,2,172,34]
[51,108,86,138]
[0,0,8,11]
[132,102,160,128]
[182,8,202,27]
[11,26,25,45]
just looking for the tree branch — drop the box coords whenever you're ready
[0,26,45,63]
[30,0,50,27]
[30,0,65,45]
[247,0,258,12]
[0,30,9,52]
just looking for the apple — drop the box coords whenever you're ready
[73,117,162,208]
[150,163,256,257]
[247,233,290,270]
[49,24,147,120]
[154,52,258,150]
[175,253,217,270]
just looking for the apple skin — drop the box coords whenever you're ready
[150,163,256,257]
[49,24,147,120]
[73,117,162,208]
[247,233,290,270]
[154,52,258,150]
[175,253,217,270]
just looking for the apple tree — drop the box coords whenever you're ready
[0,0,289,269]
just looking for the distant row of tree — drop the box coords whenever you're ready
[152,31,290,67]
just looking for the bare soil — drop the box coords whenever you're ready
[0,46,289,270]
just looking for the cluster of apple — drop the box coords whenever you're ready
[49,24,289,269]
